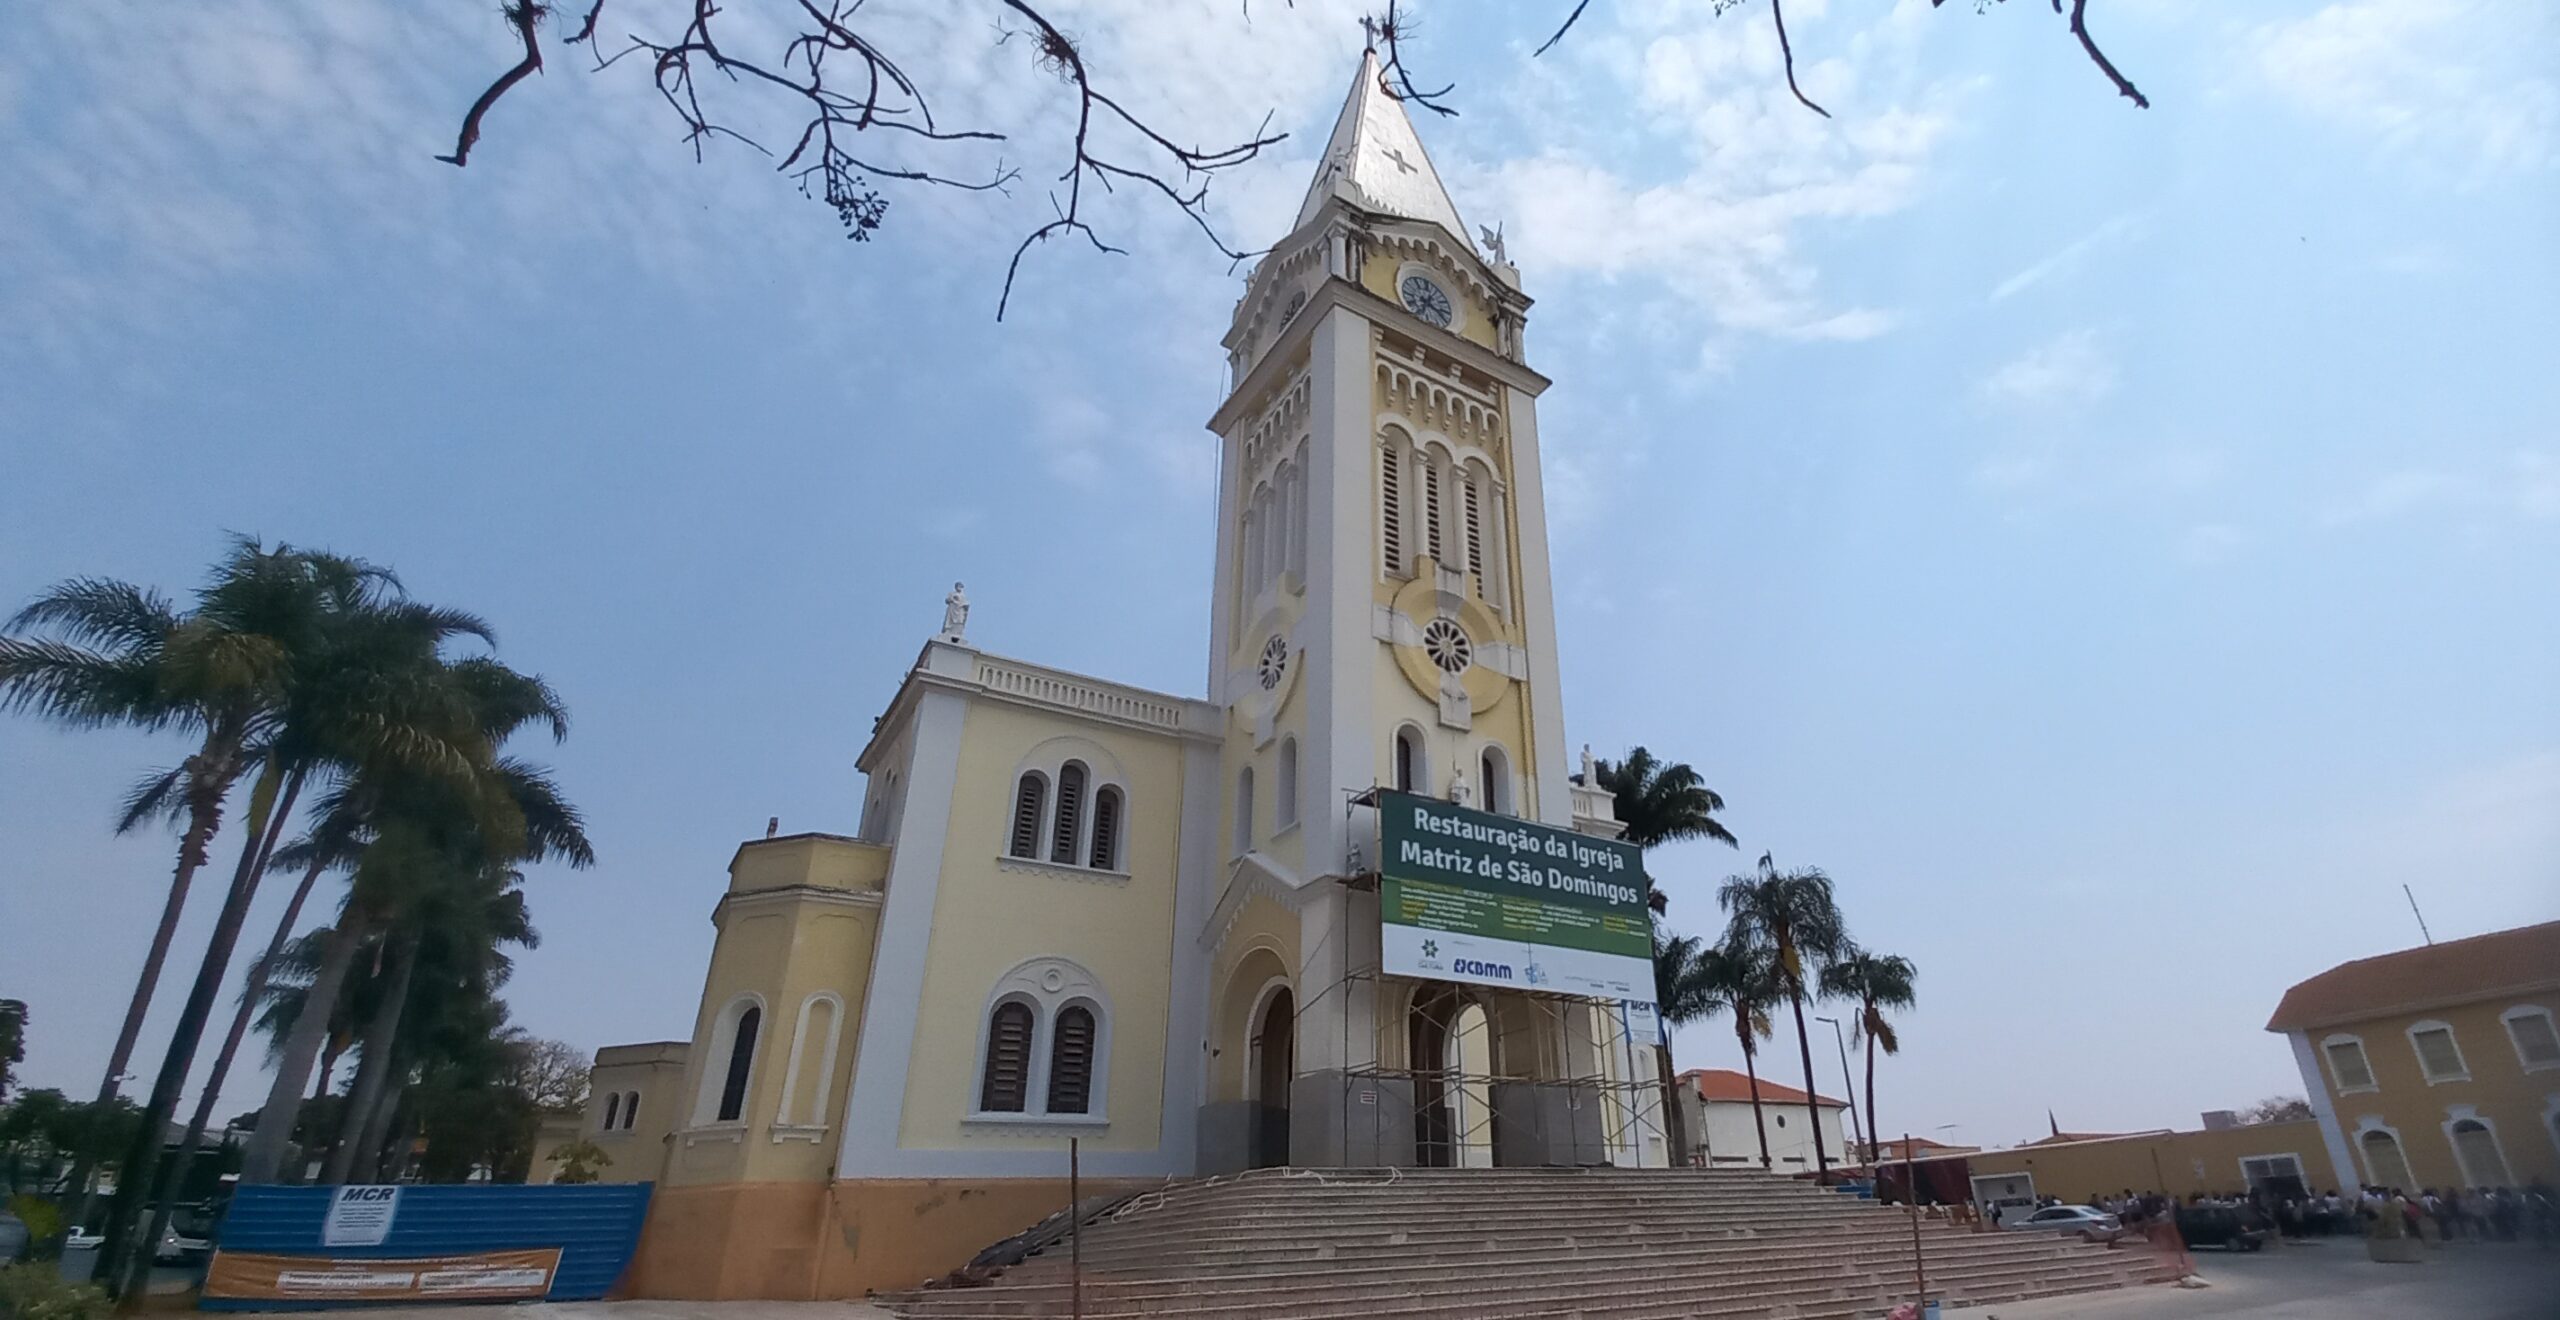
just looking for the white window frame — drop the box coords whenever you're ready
[692,992,768,1128]
[999,744,1132,877]
[2322,1033,2378,1095]
[1392,723,1430,797]
[2351,1118,2412,1191]
[774,990,846,1131]
[1276,737,1300,829]
[2235,1152,2305,1192]
[1234,765,1256,856]
[2406,1019,2471,1085]
[2500,1004,2560,1074]
[964,959,1113,1126]
[621,1090,641,1130]
[2440,1108,2514,1189]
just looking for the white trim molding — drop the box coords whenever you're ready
[2440,1105,2515,1189]
[2500,1004,2560,1074]
[2405,1019,2471,1085]
[2286,1030,2360,1194]
[2321,1032,2378,1095]
[964,957,1115,1124]
[694,991,769,1127]
[2350,1116,2412,1191]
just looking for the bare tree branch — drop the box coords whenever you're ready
[1768,0,1831,120]
[438,2,548,167]
[2065,0,2149,109]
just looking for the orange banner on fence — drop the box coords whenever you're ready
[203,1248,563,1301]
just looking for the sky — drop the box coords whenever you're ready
[1,0,2554,1153]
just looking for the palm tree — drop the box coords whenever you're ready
[1,566,281,1228]
[1820,947,1917,1166]
[1671,934,1780,1169]
[1718,854,1850,1179]
[241,665,582,1186]
[147,599,507,1199]
[1594,750,1738,914]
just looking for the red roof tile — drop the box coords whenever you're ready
[2264,920,2560,1033]
[1679,1067,1845,1108]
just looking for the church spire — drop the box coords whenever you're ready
[1294,47,1473,250]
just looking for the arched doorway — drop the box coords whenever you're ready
[1409,986,1497,1168]
[2360,1127,2414,1192]
[1249,987,1294,1168]
[2448,1119,2511,1188]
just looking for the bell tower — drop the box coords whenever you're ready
[1204,49,1580,1162]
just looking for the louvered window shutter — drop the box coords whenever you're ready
[1381,447,1403,575]
[1047,1006,1098,1115]
[1423,462,1444,563]
[1463,478,1484,585]
[980,1002,1034,1112]
[2412,1027,2464,1080]
[1089,788,1121,871]
[1052,763,1087,862]
[1009,774,1045,859]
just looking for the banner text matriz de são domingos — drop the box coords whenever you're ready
[1377,791,1653,1005]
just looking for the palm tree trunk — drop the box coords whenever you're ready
[63,747,224,1242]
[1862,1006,1880,1170]
[1653,1044,1691,1168]
[240,884,363,1184]
[131,770,308,1252]
[1788,988,1829,1180]
[103,753,278,1299]
[323,935,416,1185]
[313,1039,340,1103]
[1738,1021,1771,1171]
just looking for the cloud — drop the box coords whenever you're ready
[2249,0,2559,181]
[1467,0,1960,350]
[2323,450,2560,524]
[1990,213,2147,301]
[1978,329,2117,410]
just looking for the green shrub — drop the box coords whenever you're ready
[0,1263,109,1320]
[4,1199,61,1252]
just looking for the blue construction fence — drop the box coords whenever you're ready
[203,1183,652,1309]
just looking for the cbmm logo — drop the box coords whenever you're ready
[1453,958,1513,981]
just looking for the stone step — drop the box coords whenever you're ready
[1034,1234,2105,1277]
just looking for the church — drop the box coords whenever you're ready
[568,49,1672,1300]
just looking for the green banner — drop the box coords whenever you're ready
[1378,792,1653,994]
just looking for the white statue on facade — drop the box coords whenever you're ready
[1580,743,1598,786]
[1449,764,1474,808]
[940,582,970,643]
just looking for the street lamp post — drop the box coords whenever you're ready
[1816,1015,1867,1164]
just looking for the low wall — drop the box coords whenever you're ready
[624,1176,1160,1300]
[1964,1119,2331,1203]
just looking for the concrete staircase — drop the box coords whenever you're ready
[881,1167,2180,1319]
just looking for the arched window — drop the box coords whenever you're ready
[2449,1118,2512,1188]
[621,1091,640,1130]
[1380,443,1404,576]
[716,1005,761,1122]
[1423,458,1445,564]
[1008,772,1047,860]
[1235,766,1256,855]
[1089,786,1123,871]
[1480,745,1509,816]
[1462,472,1485,586]
[1051,761,1088,862]
[979,1001,1035,1113]
[1393,727,1422,795]
[1047,1005,1099,1115]
[2359,1127,2413,1190]
[602,1092,621,1131]
[1287,444,1309,580]
[1277,738,1299,827]
[2502,1005,2559,1072]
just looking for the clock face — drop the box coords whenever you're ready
[1400,274,1455,329]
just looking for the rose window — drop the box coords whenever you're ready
[1420,619,1473,675]
[1257,635,1288,690]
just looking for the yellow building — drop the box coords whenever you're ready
[2268,919,2560,1194]
[600,49,1668,1301]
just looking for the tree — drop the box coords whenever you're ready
[411,2,2149,315]
[1718,854,1850,1179]
[546,1138,611,1186]
[0,1001,23,1102]
[1658,932,1780,1169]
[2239,1096,2312,1125]
[515,1040,592,1115]
[1818,947,1916,1166]
[1595,747,1738,862]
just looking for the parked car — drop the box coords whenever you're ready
[2174,1205,2268,1252]
[2003,1204,2125,1243]
[63,1226,107,1251]
[154,1221,212,1265]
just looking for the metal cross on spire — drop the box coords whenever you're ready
[1359,14,1380,51]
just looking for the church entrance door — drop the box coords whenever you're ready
[1250,988,1294,1168]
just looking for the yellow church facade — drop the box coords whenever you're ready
[587,51,1669,1300]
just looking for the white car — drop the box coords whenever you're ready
[154,1225,211,1264]
[63,1227,106,1251]
[2004,1204,2125,1243]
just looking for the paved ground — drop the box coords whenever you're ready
[1945,1239,2558,1320]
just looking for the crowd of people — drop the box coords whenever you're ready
[2051,1181,2560,1244]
